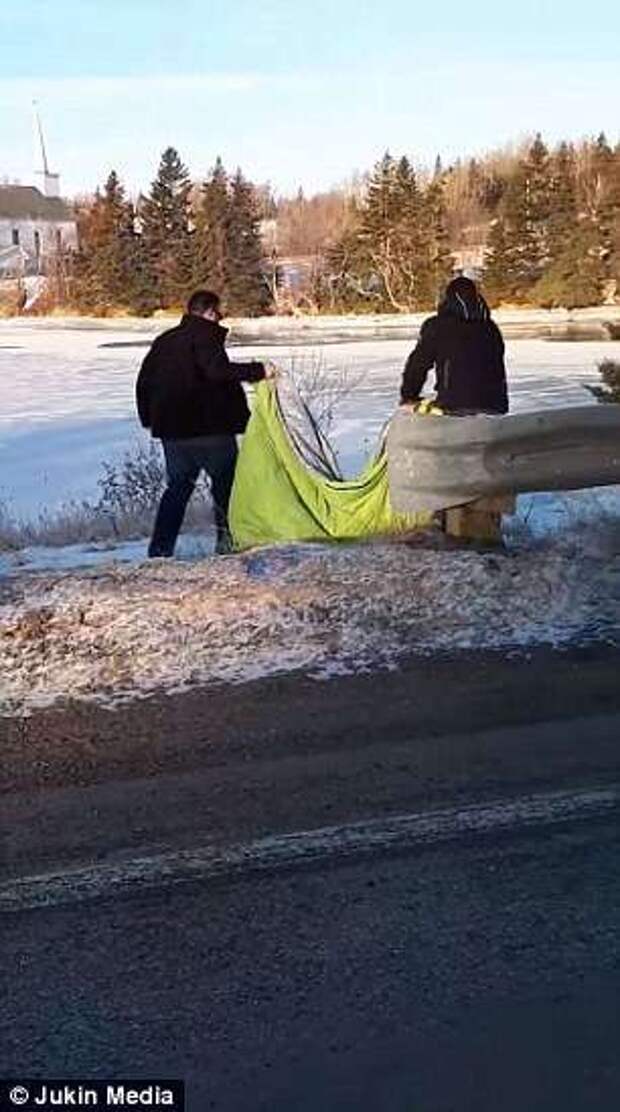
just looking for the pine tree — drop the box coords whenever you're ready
[225,170,272,316]
[390,156,427,308]
[547,142,577,265]
[355,153,400,309]
[486,135,553,302]
[591,133,618,287]
[326,202,379,312]
[140,147,194,308]
[357,153,433,310]
[483,216,515,304]
[421,175,452,306]
[519,133,552,286]
[532,215,605,308]
[73,171,157,314]
[192,157,231,292]
[125,223,159,317]
[607,146,620,289]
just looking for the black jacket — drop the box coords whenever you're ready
[401,307,508,415]
[136,315,265,439]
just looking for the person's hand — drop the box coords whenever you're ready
[263,360,279,380]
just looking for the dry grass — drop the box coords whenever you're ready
[0,442,212,552]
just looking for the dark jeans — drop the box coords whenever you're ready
[149,435,238,557]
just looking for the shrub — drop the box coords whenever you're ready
[0,442,212,551]
[96,441,165,515]
[586,360,620,404]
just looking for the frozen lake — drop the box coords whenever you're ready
[1,320,619,517]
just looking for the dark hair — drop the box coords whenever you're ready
[446,276,478,303]
[187,289,220,315]
[439,276,490,322]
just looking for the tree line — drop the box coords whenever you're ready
[72,148,270,316]
[308,134,619,312]
[66,132,619,316]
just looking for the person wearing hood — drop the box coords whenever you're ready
[400,276,508,414]
[136,289,275,557]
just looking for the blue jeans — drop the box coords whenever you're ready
[148,435,238,557]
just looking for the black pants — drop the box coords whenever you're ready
[149,435,238,557]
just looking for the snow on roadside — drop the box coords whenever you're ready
[0,532,212,577]
[1,541,617,716]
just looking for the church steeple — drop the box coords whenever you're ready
[33,102,60,198]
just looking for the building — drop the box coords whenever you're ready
[451,244,487,281]
[0,184,78,278]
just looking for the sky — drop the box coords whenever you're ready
[1,0,619,199]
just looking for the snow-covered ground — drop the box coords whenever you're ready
[1,542,618,715]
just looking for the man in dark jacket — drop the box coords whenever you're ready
[136,289,273,556]
[400,276,508,414]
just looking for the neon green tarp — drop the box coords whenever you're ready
[229,381,433,550]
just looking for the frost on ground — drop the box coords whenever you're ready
[1,539,618,716]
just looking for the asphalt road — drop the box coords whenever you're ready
[2,812,619,1111]
[2,647,619,1110]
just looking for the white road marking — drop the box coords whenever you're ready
[1,786,617,913]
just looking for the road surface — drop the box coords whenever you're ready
[1,646,619,1110]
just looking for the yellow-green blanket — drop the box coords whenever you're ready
[229,381,432,550]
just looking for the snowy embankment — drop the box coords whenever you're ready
[1,539,618,716]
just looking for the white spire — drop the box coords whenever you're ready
[33,101,61,198]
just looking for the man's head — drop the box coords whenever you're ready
[187,289,223,322]
[446,276,478,304]
[439,275,490,321]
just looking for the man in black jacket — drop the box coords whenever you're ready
[136,289,274,556]
[400,276,508,414]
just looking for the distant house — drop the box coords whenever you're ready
[0,185,78,277]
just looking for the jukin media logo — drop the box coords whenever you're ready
[4,1083,183,1108]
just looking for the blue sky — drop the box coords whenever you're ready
[1,0,618,198]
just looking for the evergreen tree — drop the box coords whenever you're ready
[390,156,427,308]
[421,175,452,305]
[192,159,272,315]
[225,169,272,316]
[485,135,553,302]
[608,146,620,288]
[327,153,450,311]
[483,216,515,304]
[73,171,157,314]
[532,215,606,308]
[125,225,160,316]
[326,201,380,312]
[140,147,194,308]
[356,153,402,309]
[192,157,231,291]
[547,141,577,265]
[519,133,552,286]
[357,153,433,310]
[591,133,618,286]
